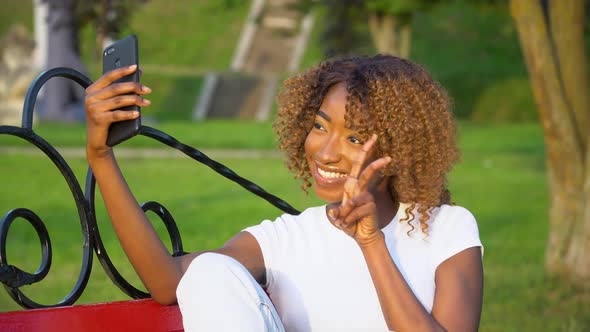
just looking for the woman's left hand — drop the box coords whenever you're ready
[328,134,391,246]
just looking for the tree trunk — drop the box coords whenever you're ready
[399,22,411,59]
[368,13,397,55]
[96,0,109,59]
[368,13,412,58]
[510,0,590,286]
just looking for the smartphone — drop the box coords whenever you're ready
[102,34,141,146]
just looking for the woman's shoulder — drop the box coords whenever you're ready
[433,204,477,225]
[422,204,478,238]
[243,205,328,251]
[428,204,483,267]
[275,205,326,223]
[396,203,477,234]
[249,205,326,231]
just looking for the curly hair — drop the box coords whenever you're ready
[273,55,460,234]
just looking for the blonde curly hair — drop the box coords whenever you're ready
[273,55,460,233]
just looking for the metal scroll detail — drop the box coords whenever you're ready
[0,67,300,309]
[0,68,94,308]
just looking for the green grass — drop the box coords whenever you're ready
[75,1,251,123]
[2,0,538,123]
[78,1,250,70]
[411,1,531,120]
[2,1,590,330]
[2,120,278,149]
[1,122,589,331]
[0,153,319,308]
[298,1,534,121]
[138,73,204,121]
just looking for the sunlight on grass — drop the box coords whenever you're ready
[1,122,588,330]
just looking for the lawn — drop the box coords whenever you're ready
[1,0,541,123]
[1,121,589,331]
[2,0,590,330]
[2,120,278,150]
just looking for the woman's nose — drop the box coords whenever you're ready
[316,135,341,164]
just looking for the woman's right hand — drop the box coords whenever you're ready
[84,65,151,161]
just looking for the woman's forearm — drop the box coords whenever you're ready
[90,152,183,304]
[360,234,445,332]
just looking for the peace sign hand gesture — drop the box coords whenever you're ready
[328,134,391,246]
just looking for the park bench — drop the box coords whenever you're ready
[0,67,299,331]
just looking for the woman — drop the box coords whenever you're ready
[85,55,483,331]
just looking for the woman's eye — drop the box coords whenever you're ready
[348,136,363,145]
[313,122,325,131]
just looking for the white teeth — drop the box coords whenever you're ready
[317,167,346,179]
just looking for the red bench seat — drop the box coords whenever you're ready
[0,299,183,332]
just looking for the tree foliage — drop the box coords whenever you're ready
[319,0,371,57]
[75,0,148,57]
[365,0,433,14]
[298,0,441,58]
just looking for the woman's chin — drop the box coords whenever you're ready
[313,186,343,204]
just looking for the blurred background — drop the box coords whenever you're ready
[0,0,589,331]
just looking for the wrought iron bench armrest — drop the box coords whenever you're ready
[0,67,298,314]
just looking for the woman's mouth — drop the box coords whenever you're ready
[313,163,348,185]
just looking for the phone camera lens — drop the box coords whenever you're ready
[115,59,121,68]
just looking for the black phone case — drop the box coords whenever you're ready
[102,34,141,147]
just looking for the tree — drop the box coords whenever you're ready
[297,0,438,58]
[40,0,87,122]
[76,0,148,59]
[365,0,434,57]
[318,0,370,58]
[510,0,590,286]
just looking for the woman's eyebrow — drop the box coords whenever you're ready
[317,110,331,122]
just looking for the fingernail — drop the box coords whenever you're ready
[142,86,152,93]
[328,209,335,221]
[129,64,137,69]
[131,111,139,117]
[143,98,151,105]
[372,134,378,140]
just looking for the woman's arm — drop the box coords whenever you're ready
[331,135,483,331]
[360,236,483,331]
[85,66,265,304]
[335,193,483,331]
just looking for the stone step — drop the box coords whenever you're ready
[194,0,313,121]
[242,27,296,74]
[194,72,278,122]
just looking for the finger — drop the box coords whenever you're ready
[109,109,141,123]
[342,177,358,204]
[90,109,140,126]
[88,82,151,102]
[338,192,373,222]
[87,95,150,113]
[327,205,339,222]
[341,201,377,227]
[349,134,378,179]
[87,65,138,93]
[358,156,391,191]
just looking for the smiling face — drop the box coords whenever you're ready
[304,82,372,203]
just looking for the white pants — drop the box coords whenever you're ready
[176,253,285,332]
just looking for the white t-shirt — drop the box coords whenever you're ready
[245,203,483,332]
